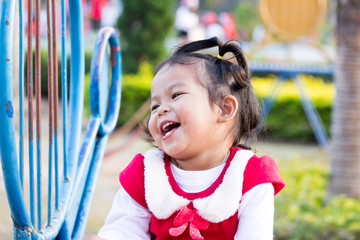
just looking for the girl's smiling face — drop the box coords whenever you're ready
[148,64,230,168]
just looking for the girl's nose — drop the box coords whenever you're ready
[158,104,170,116]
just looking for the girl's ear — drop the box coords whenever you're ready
[219,95,238,122]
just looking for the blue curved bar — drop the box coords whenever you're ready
[0,0,33,235]
[90,27,123,136]
[71,27,123,239]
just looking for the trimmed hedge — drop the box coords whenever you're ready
[116,63,152,125]
[34,49,334,142]
[275,159,360,239]
[252,75,334,142]
[83,68,334,142]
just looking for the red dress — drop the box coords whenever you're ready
[120,147,285,240]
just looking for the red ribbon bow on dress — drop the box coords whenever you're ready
[169,205,210,240]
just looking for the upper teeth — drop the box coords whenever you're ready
[162,122,174,131]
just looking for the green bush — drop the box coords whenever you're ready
[275,160,360,239]
[117,62,153,125]
[253,75,334,142]
[84,69,333,142]
[233,0,260,39]
[117,0,175,73]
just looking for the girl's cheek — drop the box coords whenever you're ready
[148,116,157,137]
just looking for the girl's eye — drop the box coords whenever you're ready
[151,105,159,111]
[172,93,183,99]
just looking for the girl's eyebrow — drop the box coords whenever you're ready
[150,95,158,103]
[167,81,187,91]
[151,81,187,102]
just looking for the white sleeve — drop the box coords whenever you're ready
[97,188,152,240]
[234,183,275,240]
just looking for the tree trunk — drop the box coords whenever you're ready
[328,0,360,198]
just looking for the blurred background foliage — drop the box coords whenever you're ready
[31,51,334,143]
[81,66,333,143]
[253,76,333,142]
[116,0,175,73]
[115,0,263,72]
[274,159,360,239]
[32,0,334,144]
[25,0,360,238]
[113,0,334,73]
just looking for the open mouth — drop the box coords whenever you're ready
[161,121,181,137]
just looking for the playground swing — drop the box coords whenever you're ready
[0,1,122,239]
[249,0,333,151]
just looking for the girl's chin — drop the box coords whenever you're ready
[160,145,182,157]
[162,146,191,160]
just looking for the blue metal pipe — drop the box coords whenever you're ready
[249,61,334,77]
[1,0,123,238]
[57,116,101,240]
[45,0,54,227]
[67,0,85,173]
[34,0,42,229]
[90,27,123,136]
[41,1,86,238]
[18,0,25,190]
[0,0,32,231]
[294,76,329,147]
[71,135,109,240]
[48,135,53,225]
[61,26,123,240]
[26,0,36,226]
[261,76,286,121]
[61,0,68,180]
[50,0,60,211]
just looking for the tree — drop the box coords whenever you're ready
[233,1,259,40]
[328,0,360,198]
[117,0,175,73]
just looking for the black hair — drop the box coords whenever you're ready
[142,37,261,149]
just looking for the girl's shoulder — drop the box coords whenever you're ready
[242,152,286,195]
[119,153,147,208]
[119,153,145,182]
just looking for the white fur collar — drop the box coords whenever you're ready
[144,149,254,223]
[144,150,190,219]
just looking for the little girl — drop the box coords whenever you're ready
[98,37,285,240]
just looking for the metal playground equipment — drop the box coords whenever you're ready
[249,0,333,150]
[0,0,122,239]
